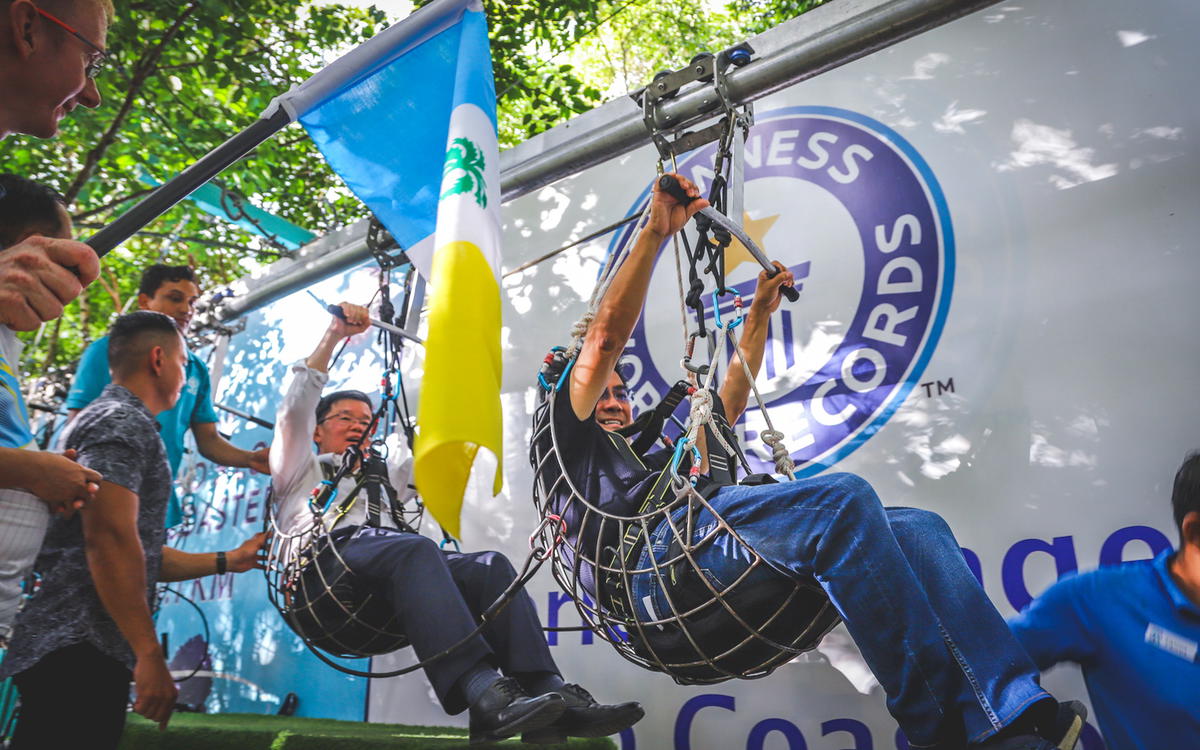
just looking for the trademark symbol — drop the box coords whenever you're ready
[919,378,955,398]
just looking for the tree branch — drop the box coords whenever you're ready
[64,1,202,204]
[71,186,158,222]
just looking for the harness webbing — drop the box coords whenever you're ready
[319,458,412,532]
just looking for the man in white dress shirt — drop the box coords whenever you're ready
[269,303,643,745]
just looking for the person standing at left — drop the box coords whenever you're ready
[0,311,265,749]
[0,0,112,637]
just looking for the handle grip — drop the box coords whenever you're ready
[659,176,799,301]
[327,303,346,319]
[657,174,697,205]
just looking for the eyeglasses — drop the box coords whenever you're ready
[320,414,374,431]
[600,385,631,403]
[34,5,108,79]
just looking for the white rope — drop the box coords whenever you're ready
[725,323,796,480]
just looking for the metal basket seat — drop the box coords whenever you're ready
[263,488,424,659]
[529,389,841,685]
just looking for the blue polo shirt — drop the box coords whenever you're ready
[1009,548,1200,750]
[66,335,218,528]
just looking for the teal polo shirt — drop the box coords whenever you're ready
[1010,548,1200,750]
[66,335,218,528]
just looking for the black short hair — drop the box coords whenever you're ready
[139,264,199,298]
[614,360,631,388]
[0,174,68,249]
[1172,452,1200,537]
[107,311,181,378]
[316,390,374,424]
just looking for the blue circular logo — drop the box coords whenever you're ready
[616,107,955,476]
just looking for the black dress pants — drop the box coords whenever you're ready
[12,641,132,750]
[333,525,559,714]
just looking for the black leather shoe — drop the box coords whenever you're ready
[468,677,566,745]
[521,683,644,744]
[1046,701,1087,750]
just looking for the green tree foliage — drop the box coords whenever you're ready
[1,0,827,387]
[1,0,387,377]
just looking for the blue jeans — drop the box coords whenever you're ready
[629,473,1049,747]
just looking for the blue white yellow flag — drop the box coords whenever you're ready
[286,0,501,537]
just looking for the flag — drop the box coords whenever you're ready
[293,0,501,538]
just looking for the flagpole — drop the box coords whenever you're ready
[85,0,472,258]
[86,108,293,257]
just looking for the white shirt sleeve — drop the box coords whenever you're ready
[270,361,327,503]
[384,432,417,507]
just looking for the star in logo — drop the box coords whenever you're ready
[723,212,780,275]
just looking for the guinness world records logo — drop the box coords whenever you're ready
[617,106,955,476]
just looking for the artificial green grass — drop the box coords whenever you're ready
[118,712,618,750]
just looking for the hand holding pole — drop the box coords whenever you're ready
[657,174,799,302]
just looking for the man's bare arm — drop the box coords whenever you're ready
[570,175,708,420]
[719,262,794,425]
[0,447,101,516]
[306,303,371,373]
[191,422,270,474]
[160,532,267,582]
[82,481,177,728]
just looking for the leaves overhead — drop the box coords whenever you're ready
[2,0,826,379]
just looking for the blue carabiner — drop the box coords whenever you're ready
[711,290,744,331]
[669,435,702,477]
[310,480,338,515]
[440,536,461,552]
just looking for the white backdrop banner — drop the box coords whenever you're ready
[159,0,1198,747]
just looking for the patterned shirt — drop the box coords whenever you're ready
[0,384,171,675]
[67,335,218,528]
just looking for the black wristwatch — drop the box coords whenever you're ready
[216,550,227,575]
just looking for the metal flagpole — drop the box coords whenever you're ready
[86,110,292,256]
[83,0,471,257]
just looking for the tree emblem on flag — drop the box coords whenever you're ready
[441,137,488,208]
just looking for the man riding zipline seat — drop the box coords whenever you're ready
[269,303,644,745]
[533,173,1087,750]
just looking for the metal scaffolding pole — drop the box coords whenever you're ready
[218,0,1001,321]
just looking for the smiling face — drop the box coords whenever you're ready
[593,370,633,432]
[1,0,108,139]
[313,398,376,456]
[139,279,200,333]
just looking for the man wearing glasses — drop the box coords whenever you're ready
[268,304,644,745]
[0,0,111,328]
[0,0,111,327]
[0,0,111,648]
[0,0,110,140]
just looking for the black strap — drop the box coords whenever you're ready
[618,379,692,457]
[362,454,388,527]
[320,457,412,532]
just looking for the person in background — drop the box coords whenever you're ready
[67,264,270,528]
[0,311,266,749]
[1010,453,1200,750]
[0,174,101,640]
